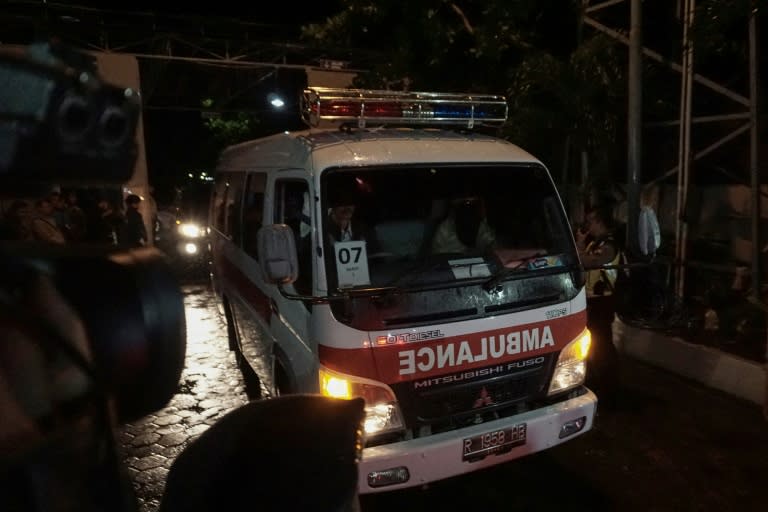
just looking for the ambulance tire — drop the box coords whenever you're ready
[273,362,293,398]
[223,299,237,352]
[238,357,262,400]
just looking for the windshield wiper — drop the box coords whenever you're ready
[482,252,549,291]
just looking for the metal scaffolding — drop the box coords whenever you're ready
[0,1,372,112]
[583,0,761,300]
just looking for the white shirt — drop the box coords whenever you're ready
[638,206,661,256]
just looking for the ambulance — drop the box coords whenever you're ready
[209,87,597,493]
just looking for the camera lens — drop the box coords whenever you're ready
[98,105,130,148]
[57,93,94,143]
[54,247,187,423]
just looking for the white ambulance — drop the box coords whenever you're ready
[209,87,597,494]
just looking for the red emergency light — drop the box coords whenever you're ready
[302,87,508,129]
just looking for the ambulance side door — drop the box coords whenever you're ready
[227,170,278,395]
[265,171,316,393]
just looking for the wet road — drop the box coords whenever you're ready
[121,283,768,512]
[119,283,249,512]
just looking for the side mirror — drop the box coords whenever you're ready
[257,224,298,284]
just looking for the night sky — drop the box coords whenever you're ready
[15,1,763,192]
[33,1,345,190]
[64,0,341,24]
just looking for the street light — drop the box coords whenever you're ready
[267,93,285,108]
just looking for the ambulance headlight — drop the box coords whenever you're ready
[319,366,404,437]
[178,223,202,238]
[548,329,591,395]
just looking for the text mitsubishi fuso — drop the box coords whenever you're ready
[209,88,597,493]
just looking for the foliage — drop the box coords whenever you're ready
[200,98,255,147]
[301,0,624,180]
[197,98,264,168]
[690,0,754,64]
[505,34,626,179]
[301,0,578,92]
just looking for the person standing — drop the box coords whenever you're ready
[47,190,69,233]
[0,200,32,241]
[91,198,123,245]
[29,196,66,245]
[63,189,88,243]
[145,185,159,246]
[576,203,621,405]
[118,194,147,249]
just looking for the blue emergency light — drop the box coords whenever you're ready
[301,87,508,129]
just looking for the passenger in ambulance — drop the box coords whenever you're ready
[431,196,495,255]
[323,183,379,290]
[324,186,378,251]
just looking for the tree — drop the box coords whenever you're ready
[303,0,578,92]
[201,99,254,144]
[302,0,626,185]
[504,34,626,185]
[198,98,261,166]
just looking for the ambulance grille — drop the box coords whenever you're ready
[393,355,555,436]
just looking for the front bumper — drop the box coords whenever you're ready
[358,387,597,494]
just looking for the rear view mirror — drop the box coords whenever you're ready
[257,224,298,284]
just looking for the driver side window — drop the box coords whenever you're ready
[243,172,266,260]
[274,179,312,294]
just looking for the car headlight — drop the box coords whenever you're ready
[178,223,202,238]
[548,328,591,395]
[319,365,404,437]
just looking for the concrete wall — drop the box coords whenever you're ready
[614,319,767,407]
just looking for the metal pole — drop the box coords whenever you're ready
[747,4,765,397]
[583,16,750,106]
[581,150,589,211]
[675,0,695,298]
[627,0,642,257]
[748,4,760,302]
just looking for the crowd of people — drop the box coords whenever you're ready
[0,188,152,249]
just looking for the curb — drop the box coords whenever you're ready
[613,319,767,406]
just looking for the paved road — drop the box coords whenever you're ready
[119,283,249,512]
[121,283,768,512]
[362,358,768,512]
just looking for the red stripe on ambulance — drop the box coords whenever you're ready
[319,309,586,383]
[219,255,272,323]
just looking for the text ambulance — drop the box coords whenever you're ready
[209,87,597,493]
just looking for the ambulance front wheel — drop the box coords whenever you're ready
[223,298,237,352]
[273,362,293,397]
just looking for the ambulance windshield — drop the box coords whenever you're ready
[321,164,577,294]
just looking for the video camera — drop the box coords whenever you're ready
[0,40,186,422]
[0,42,186,510]
[0,41,365,512]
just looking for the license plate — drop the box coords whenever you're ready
[462,423,527,462]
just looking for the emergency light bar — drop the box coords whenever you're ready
[301,87,508,129]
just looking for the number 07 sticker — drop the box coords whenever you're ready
[334,240,370,287]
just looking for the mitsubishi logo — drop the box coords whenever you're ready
[473,387,493,408]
